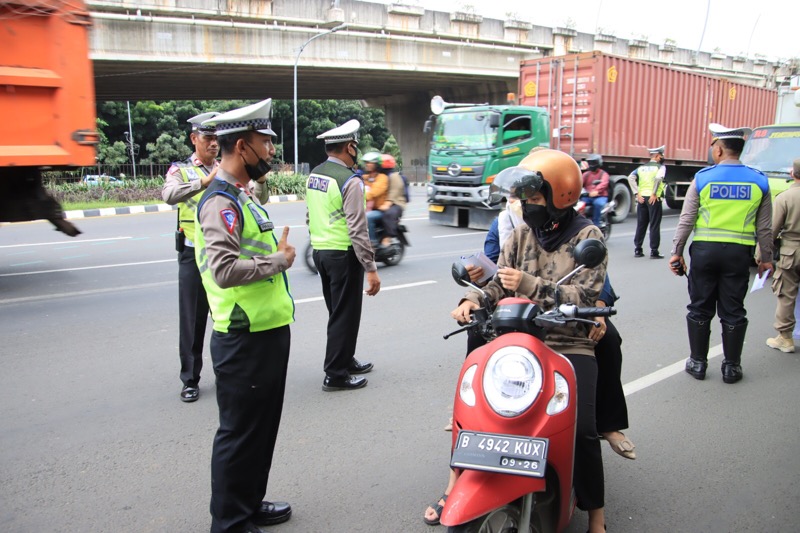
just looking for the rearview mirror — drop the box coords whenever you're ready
[489,114,500,128]
[423,119,432,133]
[573,239,606,268]
[451,262,471,287]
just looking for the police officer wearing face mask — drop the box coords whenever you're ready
[195,99,296,533]
[306,120,380,392]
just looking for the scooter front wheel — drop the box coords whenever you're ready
[446,504,539,533]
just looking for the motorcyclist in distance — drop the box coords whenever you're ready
[580,153,610,228]
[375,154,407,249]
[361,151,389,247]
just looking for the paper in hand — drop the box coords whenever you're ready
[460,251,498,284]
[749,269,771,293]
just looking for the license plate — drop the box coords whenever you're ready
[428,204,445,213]
[450,430,548,478]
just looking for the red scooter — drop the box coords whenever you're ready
[440,239,614,533]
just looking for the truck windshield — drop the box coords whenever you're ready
[432,111,497,150]
[741,126,800,175]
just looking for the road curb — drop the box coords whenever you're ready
[64,194,300,220]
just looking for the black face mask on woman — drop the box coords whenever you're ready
[522,203,552,230]
[242,142,271,181]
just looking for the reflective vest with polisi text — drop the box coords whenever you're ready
[635,162,665,197]
[693,163,769,246]
[175,161,209,243]
[306,161,364,250]
[194,179,295,333]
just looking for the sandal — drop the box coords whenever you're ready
[444,416,453,432]
[423,494,448,525]
[602,431,636,460]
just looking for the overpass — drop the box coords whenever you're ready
[87,0,793,169]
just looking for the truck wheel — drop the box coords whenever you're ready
[665,187,683,210]
[610,181,631,224]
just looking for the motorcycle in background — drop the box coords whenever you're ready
[440,239,614,533]
[303,222,409,275]
[575,184,615,241]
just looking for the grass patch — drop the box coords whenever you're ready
[62,199,166,211]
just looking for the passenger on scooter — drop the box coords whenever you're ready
[447,149,608,532]
[362,152,389,247]
[375,154,407,248]
[581,154,610,227]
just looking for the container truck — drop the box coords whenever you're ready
[0,0,98,236]
[425,51,777,228]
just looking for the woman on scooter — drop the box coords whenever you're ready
[428,149,608,532]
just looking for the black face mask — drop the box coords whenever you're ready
[522,203,552,230]
[242,142,271,181]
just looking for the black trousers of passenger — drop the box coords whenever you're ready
[178,246,210,387]
[313,248,364,380]
[633,200,663,252]
[594,319,629,434]
[564,353,604,511]
[209,326,291,533]
[687,241,750,326]
[382,204,404,238]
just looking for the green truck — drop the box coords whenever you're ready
[424,96,550,229]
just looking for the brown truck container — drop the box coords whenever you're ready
[519,51,778,209]
[0,0,98,235]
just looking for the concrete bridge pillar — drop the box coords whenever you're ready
[368,81,516,182]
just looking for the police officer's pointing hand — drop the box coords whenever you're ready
[277,226,296,267]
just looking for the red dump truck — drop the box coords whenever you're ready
[0,0,98,236]
[519,51,778,216]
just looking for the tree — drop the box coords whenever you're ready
[140,132,191,165]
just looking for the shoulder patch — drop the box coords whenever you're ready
[220,209,238,234]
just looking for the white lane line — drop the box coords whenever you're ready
[432,232,487,239]
[623,344,724,396]
[0,259,173,277]
[294,280,437,304]
[0,236,133,249]
[1,279,437,305]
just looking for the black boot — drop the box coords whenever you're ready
[685,317,710,380]
[721,321,747,384]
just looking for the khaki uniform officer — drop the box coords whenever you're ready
[766,158,800,353]
[670,124,773,384]
[307,119,380,391]
[628,145,667,258]
[194,99,296,533]
[163,112,273,403]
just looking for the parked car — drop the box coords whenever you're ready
[82,174,123,186]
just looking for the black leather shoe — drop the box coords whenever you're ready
[252,500,292,526]
[650,251,664,259]
[685,358,707,380]
[349,358,373,374]
[180,386,199,403]
[322,375,367,391]
[634,249,645,258]
[721,361,743,384]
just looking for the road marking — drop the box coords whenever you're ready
[294,280,437,304]
[432,232,486,239]
[0,259,173,277]
[623,344,724,396]
[9,260,44,267]
[0,236,132,249]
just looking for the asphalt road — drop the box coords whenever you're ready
[1,190,798,533]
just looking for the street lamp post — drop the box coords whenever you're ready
[293,23,347,174]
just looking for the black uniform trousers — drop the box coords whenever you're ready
[178,246,210,387]
[633,200,663,253]
[209,325,291,533]
[313,247,364,380]
[687,241,750,326]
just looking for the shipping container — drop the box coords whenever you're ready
[519,51,778,165]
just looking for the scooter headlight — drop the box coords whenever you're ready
[483,346,543,417]
[459,364,478,407]
[546,371,570,415]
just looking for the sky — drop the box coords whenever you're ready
[370,0,799,61]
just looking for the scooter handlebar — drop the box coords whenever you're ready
[557,304,617,318]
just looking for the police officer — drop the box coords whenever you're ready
[307,120,380,391]
[670,124,773,384]
[162,112,219,402]
[194,99,295,533]
[163,113,274,403]
[766,158,800,353]
[629,145,667,258]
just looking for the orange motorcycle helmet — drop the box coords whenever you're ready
[518,149,582,212]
